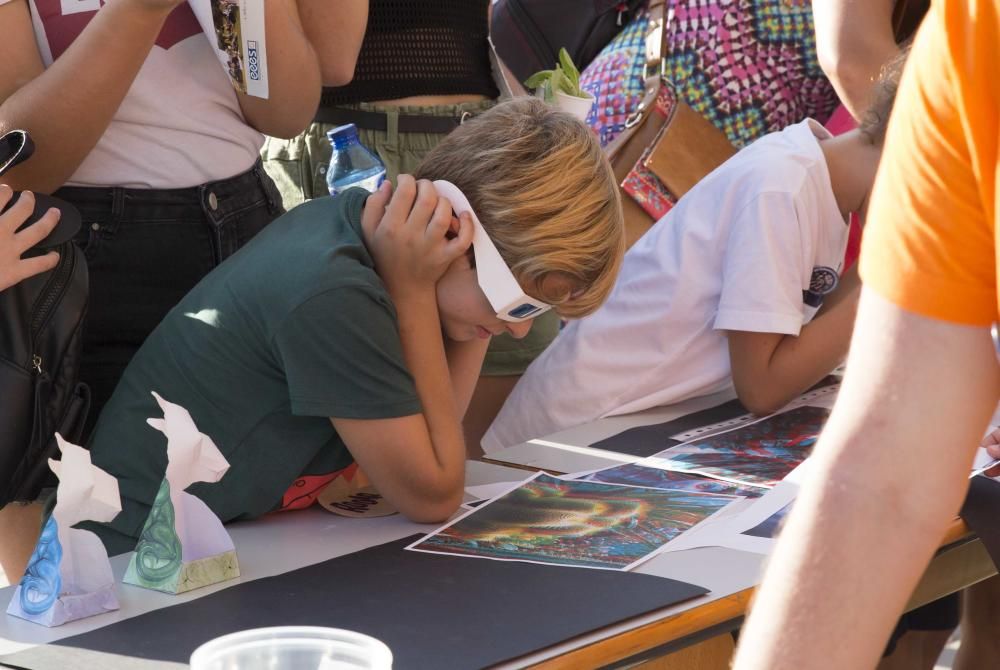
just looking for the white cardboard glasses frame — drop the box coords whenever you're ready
[433,180,551,323]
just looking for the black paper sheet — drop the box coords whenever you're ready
[5,536,707,670]
[587,377,841,458]
[961,474,1000,569]
[589,399,748,457]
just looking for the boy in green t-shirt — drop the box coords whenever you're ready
[78,98,625,554]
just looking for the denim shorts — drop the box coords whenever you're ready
[57,159,284,437]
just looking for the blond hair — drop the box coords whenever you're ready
[414,97,624,319]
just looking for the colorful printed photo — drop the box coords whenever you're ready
[211,0,247,93]
[583,463,765,497]
[650,405,830,487]
[408,473,737,570]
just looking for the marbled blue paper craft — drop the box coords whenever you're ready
[7,435,121,626]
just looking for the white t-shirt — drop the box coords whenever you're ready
[483,119,850,453]
[6,0,263,188]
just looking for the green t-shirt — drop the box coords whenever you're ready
[86,189,420,548]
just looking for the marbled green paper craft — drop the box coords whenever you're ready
[124,392,239,594]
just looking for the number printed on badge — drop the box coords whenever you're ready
[247,40,260,80]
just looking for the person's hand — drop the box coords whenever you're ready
[982,427,1000,459]
[980,427,1000,477]
[362,175,473,298]
[0,187,60,293]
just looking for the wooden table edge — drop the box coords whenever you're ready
[516,520,977,669]
[477,455,980,669]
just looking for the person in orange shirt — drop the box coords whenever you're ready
[733,1,1000,668]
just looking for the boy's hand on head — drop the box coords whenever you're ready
[0,187,60,293]
[361,179,393,250]
[368,176,473,298]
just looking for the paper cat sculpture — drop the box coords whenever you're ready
[7,435,121,626]
[123,392,240,594]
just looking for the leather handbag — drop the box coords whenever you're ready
[0,130,90,506]
[603,0,736,247]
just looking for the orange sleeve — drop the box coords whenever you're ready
[859,0,997,326]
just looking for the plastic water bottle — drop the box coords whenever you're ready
[326,124,386,196]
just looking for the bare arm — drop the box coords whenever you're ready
[813,0,899,120]
[446,337,490,420]
[234,0,322,139]
[331,178,474,523]
[296,0,367,86]
[727,264,860,415]
[0,0,184,192]
[0,0,321,191]
[733,288,1000,669]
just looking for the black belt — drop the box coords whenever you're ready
[313,107,470,134]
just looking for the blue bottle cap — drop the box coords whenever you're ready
[326,124,360,149]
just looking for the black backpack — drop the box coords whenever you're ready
[0,130,90,506]
[491,0,646,85]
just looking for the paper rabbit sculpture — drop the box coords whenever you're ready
[123,392,240,594]
[7,435,121,626]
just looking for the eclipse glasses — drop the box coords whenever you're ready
[433,180,551,323]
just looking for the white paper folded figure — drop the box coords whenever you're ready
[123,392,240,594]
[7,435,121,626]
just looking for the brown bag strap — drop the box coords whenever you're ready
[605,0,667,160]
[646,0,666,67]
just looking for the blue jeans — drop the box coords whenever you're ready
[58,160,284,438]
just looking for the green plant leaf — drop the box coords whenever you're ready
[525,51,586,101]
[555,74,578,96]
[541,81,554,102]
[524,69,553,90]
[558,48,581,93]
[549,67,566,101]
[552,65,579,96]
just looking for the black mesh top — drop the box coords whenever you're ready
[320,0,499,107]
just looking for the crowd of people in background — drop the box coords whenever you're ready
[1,1,998,668]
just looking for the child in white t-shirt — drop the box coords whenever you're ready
[483,59,903,453]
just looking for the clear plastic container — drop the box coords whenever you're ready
[326,124,386,196]
[190,626,393,670]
